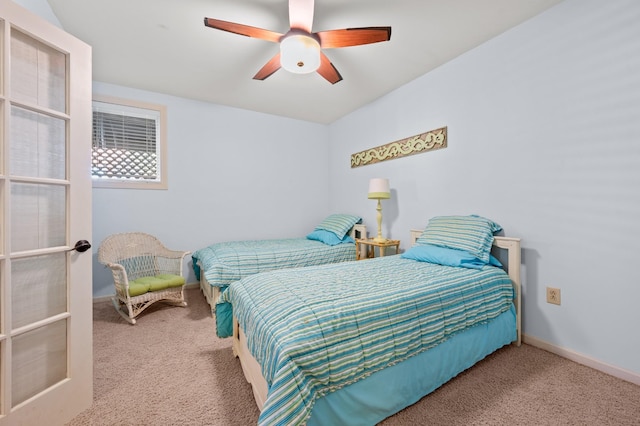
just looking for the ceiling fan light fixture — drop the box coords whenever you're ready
[280,34,321,74]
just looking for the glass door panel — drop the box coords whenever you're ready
[10,183,66,252]
[11,320,68,406]
[10,28,66,112]
[10,106,66,179]
[11,253,67,329]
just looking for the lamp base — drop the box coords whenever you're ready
[372,236,388,243]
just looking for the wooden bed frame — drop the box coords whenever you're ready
[231,231,522,412]
[199,223,368,312]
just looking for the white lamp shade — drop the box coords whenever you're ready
[280,35,321,74]
[368,178,391,199]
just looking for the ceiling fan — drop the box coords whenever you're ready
[204,0,391,84]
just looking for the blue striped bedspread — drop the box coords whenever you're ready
[191,238,356,288]
[220,255,515,426]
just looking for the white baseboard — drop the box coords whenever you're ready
[523,333,640,386]
[92,281,200,304]
[93,294,112,304]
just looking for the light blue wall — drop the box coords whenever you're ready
[91,83,330,297]
[328,0,640,376]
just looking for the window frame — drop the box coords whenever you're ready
[91,95,168,190]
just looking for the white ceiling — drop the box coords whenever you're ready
[46,0,563,124]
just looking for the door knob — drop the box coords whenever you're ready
[70,240,92,252]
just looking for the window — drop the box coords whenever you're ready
[91,95,167,189]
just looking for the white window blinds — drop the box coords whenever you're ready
[92,100,161,182]
[91,100,166,189]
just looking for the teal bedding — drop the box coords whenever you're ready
[308,306,515,425]
[192,237,356,288]
[218,255,516,426]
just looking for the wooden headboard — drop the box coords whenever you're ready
[409,229,522,346]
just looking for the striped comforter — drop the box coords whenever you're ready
[220,255,515,426]
[191,238,356,288]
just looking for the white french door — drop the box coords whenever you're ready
[0,1,93,425]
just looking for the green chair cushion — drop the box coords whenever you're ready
[128,274,185,296]
[128,281,151,297]
[155,274,186,288]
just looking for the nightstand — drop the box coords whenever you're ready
[356,238,401,260]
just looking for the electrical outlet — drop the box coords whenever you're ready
[546,287,561,305]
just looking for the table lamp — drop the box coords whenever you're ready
[368,178,391,242]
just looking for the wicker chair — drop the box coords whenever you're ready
[98,232,191,324]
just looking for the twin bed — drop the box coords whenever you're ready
[214,215,521,425]
[192,214,367,312]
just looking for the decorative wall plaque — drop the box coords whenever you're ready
[350,126,447,168]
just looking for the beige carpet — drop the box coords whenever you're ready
[68,287,640,425]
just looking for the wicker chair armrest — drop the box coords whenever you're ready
[155,250,191,277]
[103,262,126,273]
[154,247,191,260]
[102,262,130,294]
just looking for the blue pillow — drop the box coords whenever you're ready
[488,254,503,268]
[306,230,355,246]
[314,214,362,240]
[415,215,500,263]
[401,244,487,269]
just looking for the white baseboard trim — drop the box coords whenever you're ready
[93,294,112,304]
[523,333,640,386]
[92,281,200,304]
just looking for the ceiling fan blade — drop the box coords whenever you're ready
[204,18,283,43]
[317,27,392,49]
[317,52,343,85]
[289,0,315,32]
[253,53,282,81]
